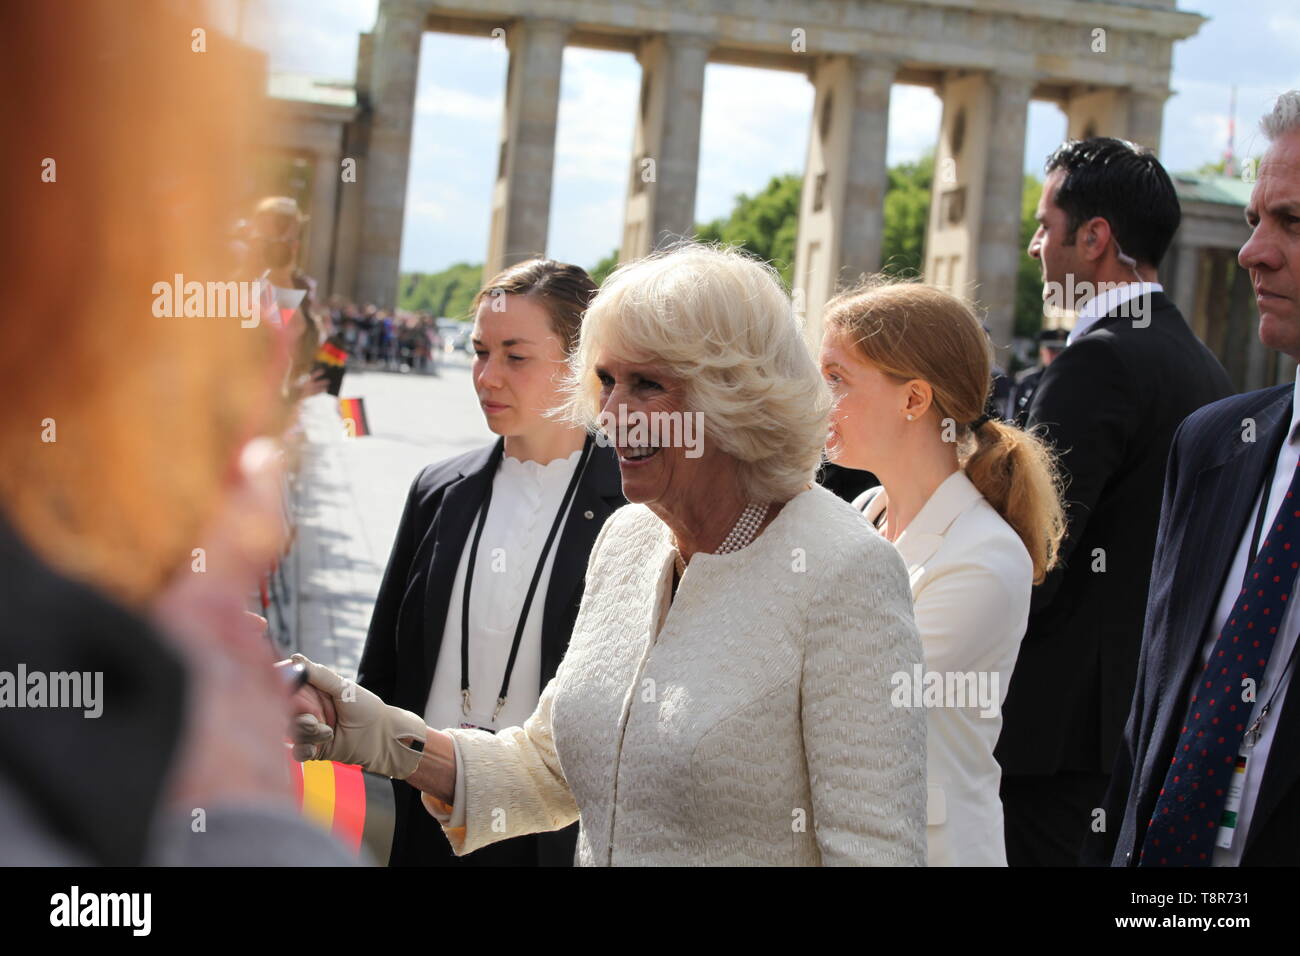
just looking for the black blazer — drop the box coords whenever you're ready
[356,437,626,866]
[996,292,1234,777]
[1086,383,1300,865]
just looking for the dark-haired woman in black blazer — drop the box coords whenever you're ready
[356,260,625,867]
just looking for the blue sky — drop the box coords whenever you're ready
[227,0,1300,275]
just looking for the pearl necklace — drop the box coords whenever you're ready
[674,501,771,577]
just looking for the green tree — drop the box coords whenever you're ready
[589,248,620,286]
[1015,174,1045,341]
[398,261,482,317]
[880,153,933,277]
[575,158,1043,343]
[694,173,803,286]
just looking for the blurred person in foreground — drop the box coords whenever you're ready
[0,0,353,865]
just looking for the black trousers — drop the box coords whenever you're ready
[1000,771,1110,867]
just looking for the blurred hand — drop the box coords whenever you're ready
[151,437,295,808]
[301,369,330,397]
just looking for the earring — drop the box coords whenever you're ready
[906,414,914,421]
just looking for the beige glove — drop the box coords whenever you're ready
[288,653,426,780]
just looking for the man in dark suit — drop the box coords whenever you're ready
[996,137,1235,866]
[1087,92,1300,866]
[356,437,625,866]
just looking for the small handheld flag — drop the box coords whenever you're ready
[338,397,370,437]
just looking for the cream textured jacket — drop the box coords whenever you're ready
[855,471,1032,866]
[426,483,927,865]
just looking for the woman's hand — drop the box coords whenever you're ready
[287,653,427,780]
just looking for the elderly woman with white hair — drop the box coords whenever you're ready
[290,244,927,865]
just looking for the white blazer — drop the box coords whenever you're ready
[854,471,1032,866]
[428,484,927,865]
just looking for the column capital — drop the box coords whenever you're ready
[513,16,573,38]
[1128,84,1172,103]
[849,51,902,75]
[663,30,716,54]
[376,0,426,27]
[987,71,1035,97]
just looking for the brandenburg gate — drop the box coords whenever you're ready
[332,0,1202,351]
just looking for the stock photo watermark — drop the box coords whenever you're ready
[592,403,705,459]
[0,664,103,718]
[890,665,1001,718]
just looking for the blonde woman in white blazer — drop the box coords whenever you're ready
[287,246,927,866]
[820,279,1065,867]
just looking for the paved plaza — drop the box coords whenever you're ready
[290,359,491,678]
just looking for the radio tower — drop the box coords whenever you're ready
[1224,85,1237,177]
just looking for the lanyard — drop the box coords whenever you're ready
[460,435,593,723]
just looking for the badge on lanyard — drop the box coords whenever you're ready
[1216,753,1249,850]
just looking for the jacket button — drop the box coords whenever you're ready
[584,510,594,519]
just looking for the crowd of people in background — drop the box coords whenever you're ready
[323,298,446,375]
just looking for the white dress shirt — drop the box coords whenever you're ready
[423,447,582,734]
[1200,375,1300,865]
[1067,281,1164,345]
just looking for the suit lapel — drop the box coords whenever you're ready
[415,439,503,708]
[1144,392,1291,815]
[538,441,625,690]
[892,472,983,588]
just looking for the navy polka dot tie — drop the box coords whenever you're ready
[1138,461,1300,866]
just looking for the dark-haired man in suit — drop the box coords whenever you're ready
[996,137,1234,866]
[1087,91,1300,866]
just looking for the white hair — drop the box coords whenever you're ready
[1261,90,1300,141]
[553,242,830,503]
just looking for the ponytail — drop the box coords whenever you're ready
[963,419,1065,584]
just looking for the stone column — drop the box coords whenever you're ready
[974,73,1033,353]
[619,32,712,261]
[308,150,341,292]
[793,54,896,346]
[354,0,423,308]
[1064,87,1126,141]
[484,18,570,278]
[1170,240,1201,321]
[1126,86,1169,156]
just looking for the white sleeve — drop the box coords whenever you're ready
[422,676,578,856]
[801,538,927,865]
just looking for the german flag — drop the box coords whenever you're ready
[338,397,370,437]
[290,759,395,865]
[315,341,349,367]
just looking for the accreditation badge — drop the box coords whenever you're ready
[458,709,499,734]
[1215,753,1249,850]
